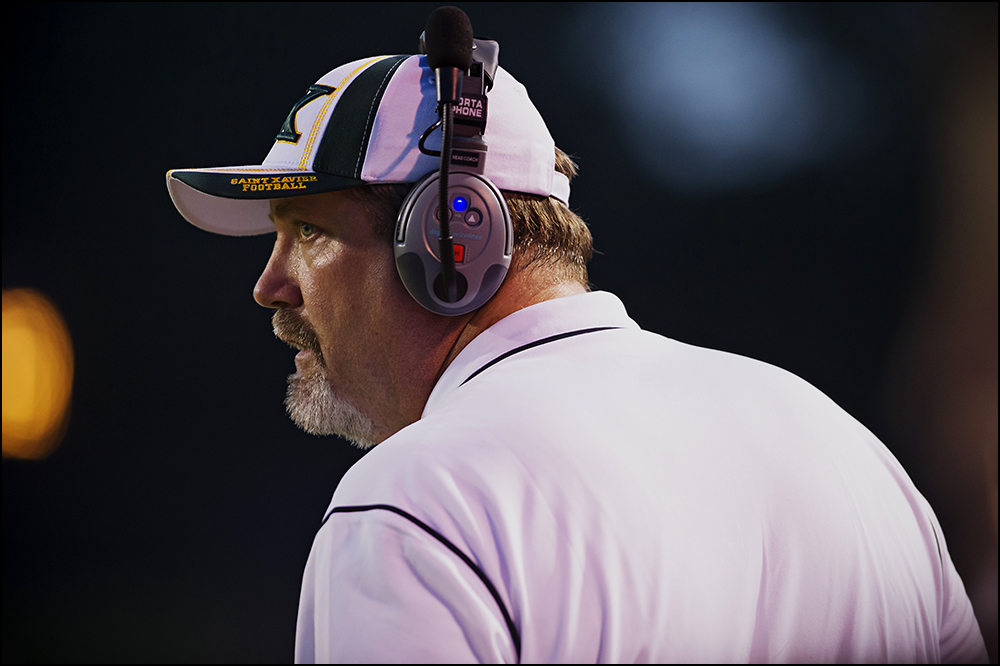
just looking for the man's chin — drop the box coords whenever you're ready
[284,368,377,450]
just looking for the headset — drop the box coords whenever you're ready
[393,7,513,317]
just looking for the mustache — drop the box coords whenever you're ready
[272,309,325,365]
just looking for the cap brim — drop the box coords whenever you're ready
[166,167,364,236]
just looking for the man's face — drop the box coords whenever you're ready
[254,190,434,448]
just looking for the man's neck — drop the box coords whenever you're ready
[437,271,588,381]
[375,269,586,445]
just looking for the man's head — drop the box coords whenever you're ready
[167,48,590,446]
[254,148,589,448]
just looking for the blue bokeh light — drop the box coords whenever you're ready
[565,3,868,193]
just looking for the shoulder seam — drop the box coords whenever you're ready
[323,503,521,661]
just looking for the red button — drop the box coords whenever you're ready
[453,244,465,263]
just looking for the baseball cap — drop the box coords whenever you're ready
[166,54,570,236]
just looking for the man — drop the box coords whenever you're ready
[166,29,988,665]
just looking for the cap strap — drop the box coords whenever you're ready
[551,171,571,206]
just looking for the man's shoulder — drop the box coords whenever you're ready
[329,408,519,509]
[330,325,848,512]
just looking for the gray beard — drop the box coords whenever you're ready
[285,366,377,450]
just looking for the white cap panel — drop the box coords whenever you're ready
[361,55,442,184]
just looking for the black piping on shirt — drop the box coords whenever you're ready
[459,326,622,387]
[323,504,522,662]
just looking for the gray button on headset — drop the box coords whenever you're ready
[433,207,454,222]
[465,209,483,227]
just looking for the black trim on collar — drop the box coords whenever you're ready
[323,503,522,662]
[460,326,622,387]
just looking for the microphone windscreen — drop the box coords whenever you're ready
[424,6,474,71]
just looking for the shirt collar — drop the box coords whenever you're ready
[422,291,639,416]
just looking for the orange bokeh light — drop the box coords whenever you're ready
[2,288,74,459]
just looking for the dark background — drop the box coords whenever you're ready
[3,3,996,662]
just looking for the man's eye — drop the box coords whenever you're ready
[298,223,317,239]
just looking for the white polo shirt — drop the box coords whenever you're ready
[294,291,987,663]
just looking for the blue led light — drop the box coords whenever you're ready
[452,196,469,212]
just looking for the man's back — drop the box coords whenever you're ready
[296,291,987,662]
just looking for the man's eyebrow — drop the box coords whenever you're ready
[268,200,296,222]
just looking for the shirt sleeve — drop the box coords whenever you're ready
[294,505,517,664]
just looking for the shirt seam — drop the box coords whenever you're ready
[323,503,522,662]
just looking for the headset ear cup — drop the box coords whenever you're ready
[394,171,512,316]
[433,271,468,302]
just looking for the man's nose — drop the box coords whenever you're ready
[254,239,302,309]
